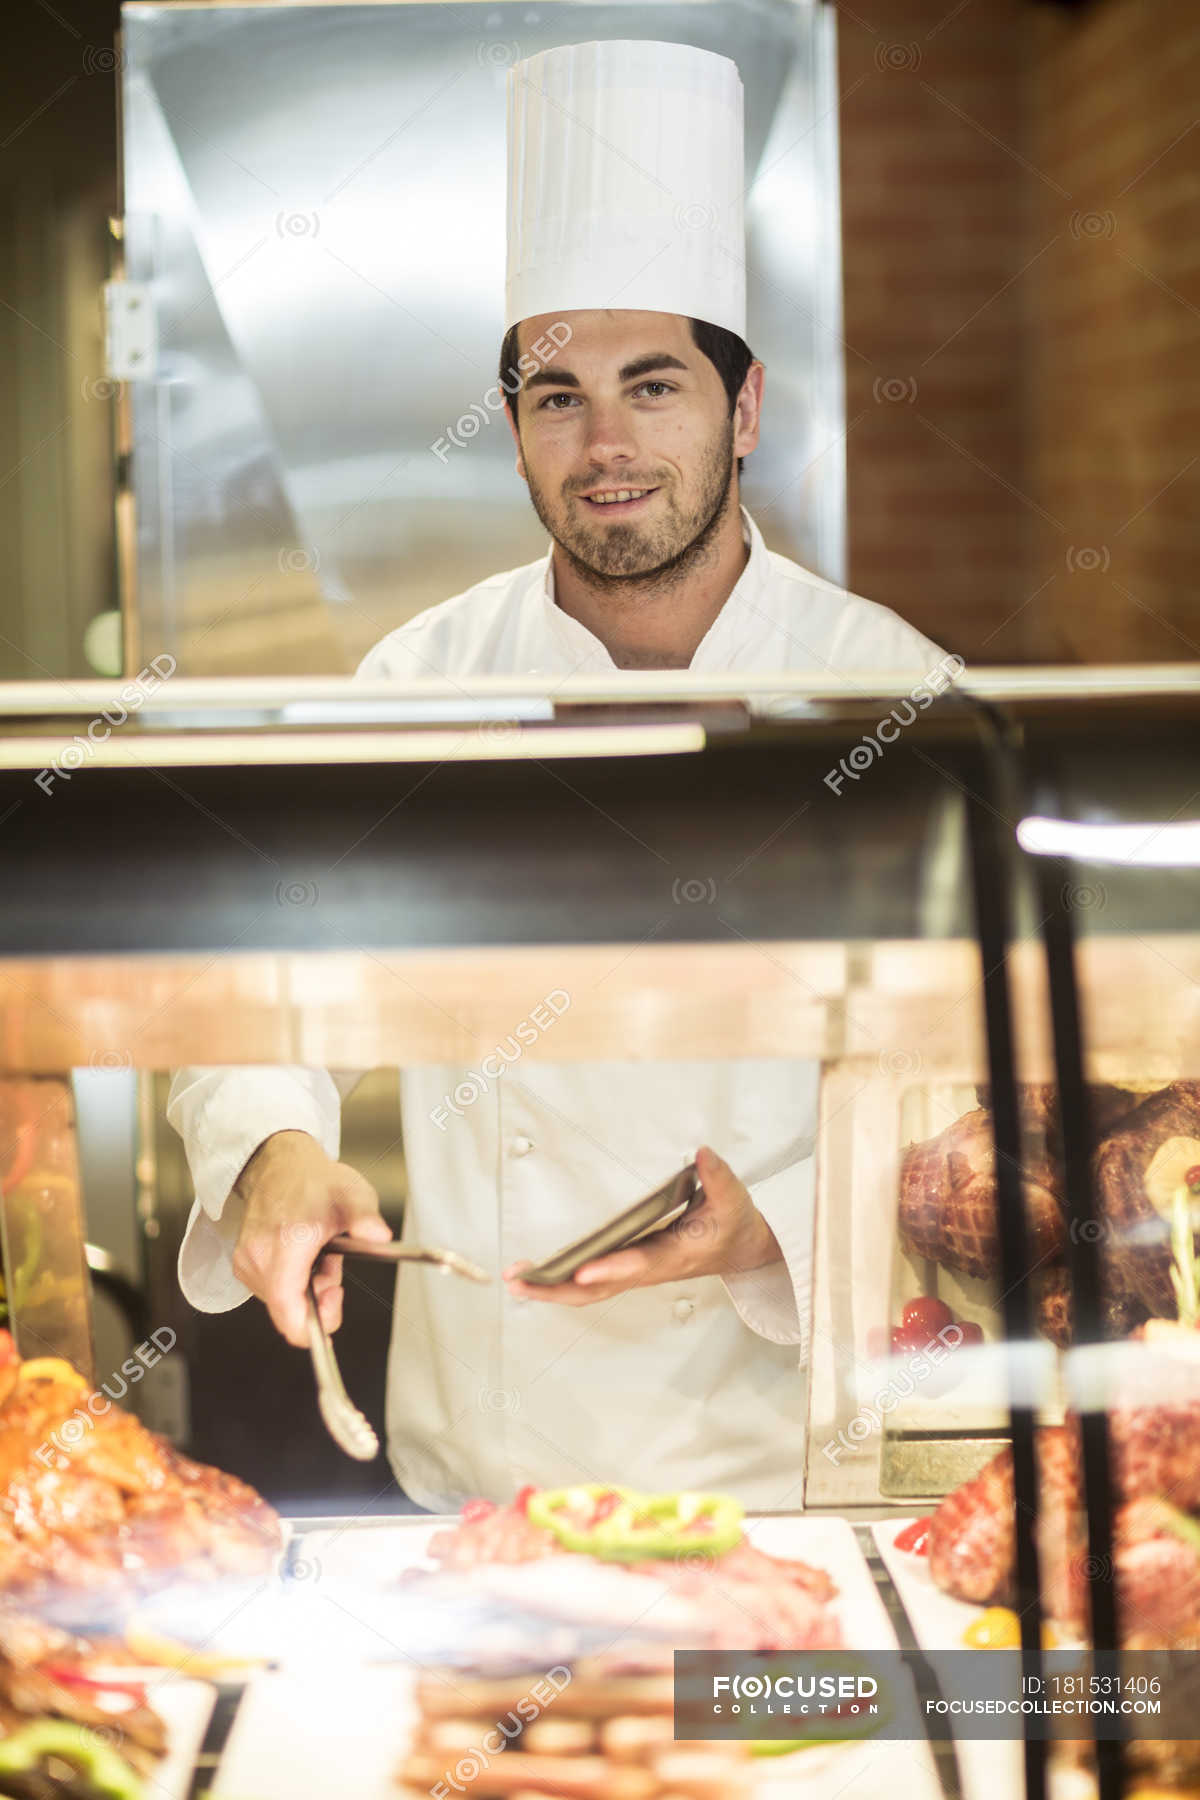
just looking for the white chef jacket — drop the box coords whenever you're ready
[168,505,946,1513]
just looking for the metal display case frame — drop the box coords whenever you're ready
[1,667,1198,1800]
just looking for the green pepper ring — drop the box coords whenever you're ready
[526,1484,744,1562]
[0,1719,143,1798]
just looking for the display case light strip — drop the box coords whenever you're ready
[3,663,1198,716]
[1018,814,1200,867]
[0,723,705,771]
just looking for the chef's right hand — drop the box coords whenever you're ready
[230,1129,393,1347]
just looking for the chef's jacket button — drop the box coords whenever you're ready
[509,1134,534,1157]
[672,1297,695,1322]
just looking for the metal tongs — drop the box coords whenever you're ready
[306,1275,380,1461]
[325,1233,490,1283]
[306,1233,491,1461]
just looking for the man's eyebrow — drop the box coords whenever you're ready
[616,352,690,382]
[521,353,691,392]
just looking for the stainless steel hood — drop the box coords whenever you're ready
[119,0,845,675]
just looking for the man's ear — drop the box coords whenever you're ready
[733,361,765,462]
[505,403,526,481]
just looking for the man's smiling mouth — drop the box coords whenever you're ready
[579,487,659,509]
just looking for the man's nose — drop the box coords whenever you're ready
[581,400,638,466]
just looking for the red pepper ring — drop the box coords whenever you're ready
[1,1115,37,1196]
[525,1483,744,1561]
[894,1515,933,1556]
[42,1663,149,1706]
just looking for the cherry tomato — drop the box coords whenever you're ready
[902,1297,955,1335]
[459,1497,497,1524]
[892,1321,934,1354]
[895,1516,933,1555]
[513,1484,537,1515]
[956,1321,984,1347]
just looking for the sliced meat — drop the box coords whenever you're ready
[1042,1499,1200,1646]
[424,1502,842,1650]
[1108,1396,1200,1513]
[426,1508,559,1569]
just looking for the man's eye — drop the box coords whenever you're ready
[537,384,674,408]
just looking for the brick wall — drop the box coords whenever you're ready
[1027,2,1200,661]
[837,0,1032,663]
[837,0,1200,664]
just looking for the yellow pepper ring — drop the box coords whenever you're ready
[962,1607,1020,1649]
[962,1607,1058,1649]
[125,1618,264,1678]
[8,1170,78,1195]
[18,1358,91,1389]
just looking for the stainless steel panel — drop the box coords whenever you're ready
[120,1,845,674]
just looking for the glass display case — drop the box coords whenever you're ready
[0,668,1197,1800]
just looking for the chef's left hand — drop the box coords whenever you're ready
[502,1144,783,1307]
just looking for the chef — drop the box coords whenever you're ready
[168,40,947,1514]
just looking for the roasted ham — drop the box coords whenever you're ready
[928,1398,1200,1642]
[0,1336,281,1602]
[898,1103,1066,1279]
[1031,1263,1150,1347]
[898,1083,1184,1342]
[1093,1081,1200,1316]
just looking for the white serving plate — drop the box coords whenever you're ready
[210,1515,944,1800]
[288,1514,904,1658]
[872,1494,1010,1800]
[870,1516,1085,1654]
[213,1666,944,1800]
[741,1515,899,1650]
[271,1515,906,1656]
[871,1515,988,1650]
[285,1514,443,1582]
[145,1676,218,1799]
[212,1666,417,1799]
[871,1519,1096,1800]
[70,1672,216,1800]
[294,1513,901,1648]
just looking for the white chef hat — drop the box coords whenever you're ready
[505,39,746,340]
